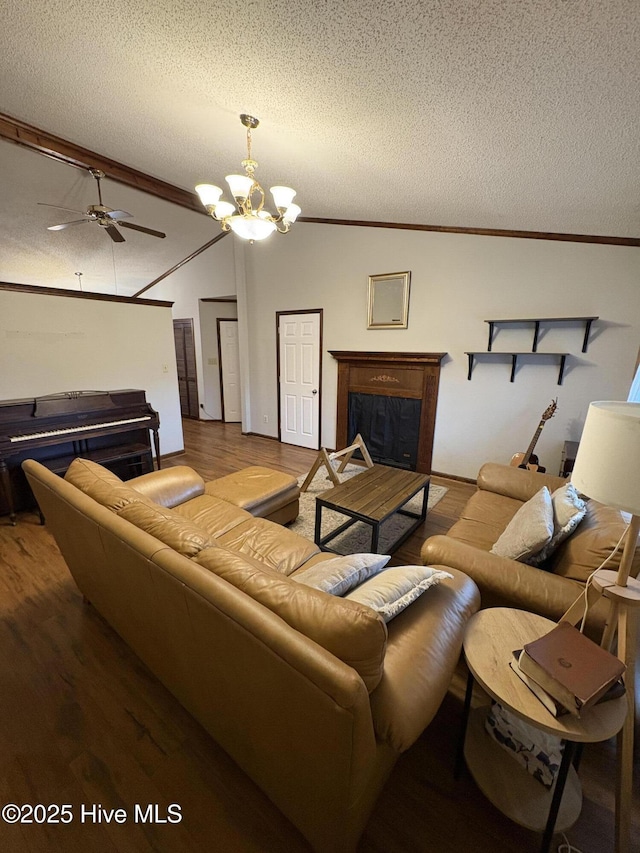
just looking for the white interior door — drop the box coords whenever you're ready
[278,312,321,449]
[219,319,242,422]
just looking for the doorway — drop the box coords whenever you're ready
[217,318,241,422]
[277,310,322,449]
[173,318,200,418]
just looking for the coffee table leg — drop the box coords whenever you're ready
[540,740,575,853]
[371,522,380,553]
[314,501,323,546]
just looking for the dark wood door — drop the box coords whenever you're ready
[173,319,200,418]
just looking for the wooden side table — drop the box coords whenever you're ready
[457,608,627,852]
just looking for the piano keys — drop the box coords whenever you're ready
[0,389,160,524]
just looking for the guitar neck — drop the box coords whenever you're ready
[522,420,545,465]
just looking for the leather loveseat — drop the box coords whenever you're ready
[421,463,640,639]
[23,457,480,853]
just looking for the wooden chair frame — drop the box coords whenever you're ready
[300,434,374,492]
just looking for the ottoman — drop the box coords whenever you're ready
[205,465,300,525]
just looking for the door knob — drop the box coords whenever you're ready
[312,389,318,395]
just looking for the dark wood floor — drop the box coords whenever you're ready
[0,420,637,852]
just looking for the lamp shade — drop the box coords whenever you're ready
[571,401,640,515]
[195,183,223,207]
[228,214,277,241]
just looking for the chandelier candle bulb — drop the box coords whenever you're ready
[196,114,300,241]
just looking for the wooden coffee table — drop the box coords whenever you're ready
[314,464,430,554]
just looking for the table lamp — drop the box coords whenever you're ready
[569,401,640,853]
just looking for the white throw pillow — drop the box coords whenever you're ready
[528,483,587,566]
[490,486,554,561]
[292,552,391,596]
[344,565,452,622]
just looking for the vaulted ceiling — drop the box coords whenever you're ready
[1,1,639,297]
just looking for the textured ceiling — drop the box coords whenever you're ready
[0,0,639,295]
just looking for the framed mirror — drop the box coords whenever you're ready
[367,271,411,329]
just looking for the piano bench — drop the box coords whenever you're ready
[204,466,300,525]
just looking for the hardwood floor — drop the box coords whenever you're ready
[0,420,637,852]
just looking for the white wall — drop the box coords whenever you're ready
[242,223,640,479]
[0,288,184,455]
[151,235,237,419]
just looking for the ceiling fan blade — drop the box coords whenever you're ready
[105,209,132,220]
[105,224,126,243]
[117,221,166,239]
[38,202,87,215]
[48,219,90,231]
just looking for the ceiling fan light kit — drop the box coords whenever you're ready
[195,114,300,242]
[39,168,166,243]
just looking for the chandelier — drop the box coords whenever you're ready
[195,114,301,242]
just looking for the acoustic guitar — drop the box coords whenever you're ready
[510,399,558,473]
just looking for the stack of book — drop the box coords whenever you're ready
[510,621,626,717]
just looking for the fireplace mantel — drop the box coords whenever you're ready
[330,351,447,474]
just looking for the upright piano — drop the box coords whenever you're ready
[0,389,160,524]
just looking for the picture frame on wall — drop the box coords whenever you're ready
[367,271,411,329]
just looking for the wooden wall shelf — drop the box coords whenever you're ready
[465,352,569,385]
[484,316,598,353]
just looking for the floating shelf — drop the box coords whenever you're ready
[465,352,569,385]
[484,316,598,353]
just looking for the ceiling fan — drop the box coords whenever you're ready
[38,168,166,243]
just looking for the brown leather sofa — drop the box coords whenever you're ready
[23,457,480,853]
[421,463,640,639]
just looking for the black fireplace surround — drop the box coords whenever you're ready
[348,392,422,471]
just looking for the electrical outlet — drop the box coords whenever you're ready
[263,415,269,423]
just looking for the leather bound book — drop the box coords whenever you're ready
[519,621,626,718]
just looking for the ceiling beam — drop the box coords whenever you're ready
[133,232,229,298]
[0,111,203,214]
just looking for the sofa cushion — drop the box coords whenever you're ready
[65,457,123,489]
[490,486,554,561]
[216,518,320,575]
[117,501,217,557]
[447,490,523,552]
[551,500,638,582]
[194,546,387,692]
[204,466,299,515]
[292,553,391,596]
[172,494,253,538]
[64,458,154,512]
[344,566,453,622]
[529,483,587,566]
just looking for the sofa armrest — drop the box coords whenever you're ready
[420,535,610,639]
[127,466,206,508]
[477,462,567,502]
[369,567,480,752]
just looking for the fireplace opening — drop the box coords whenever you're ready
[348,392,422,470]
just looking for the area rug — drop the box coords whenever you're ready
[289,463,447,555]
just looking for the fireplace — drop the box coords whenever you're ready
[330,351,446,474]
